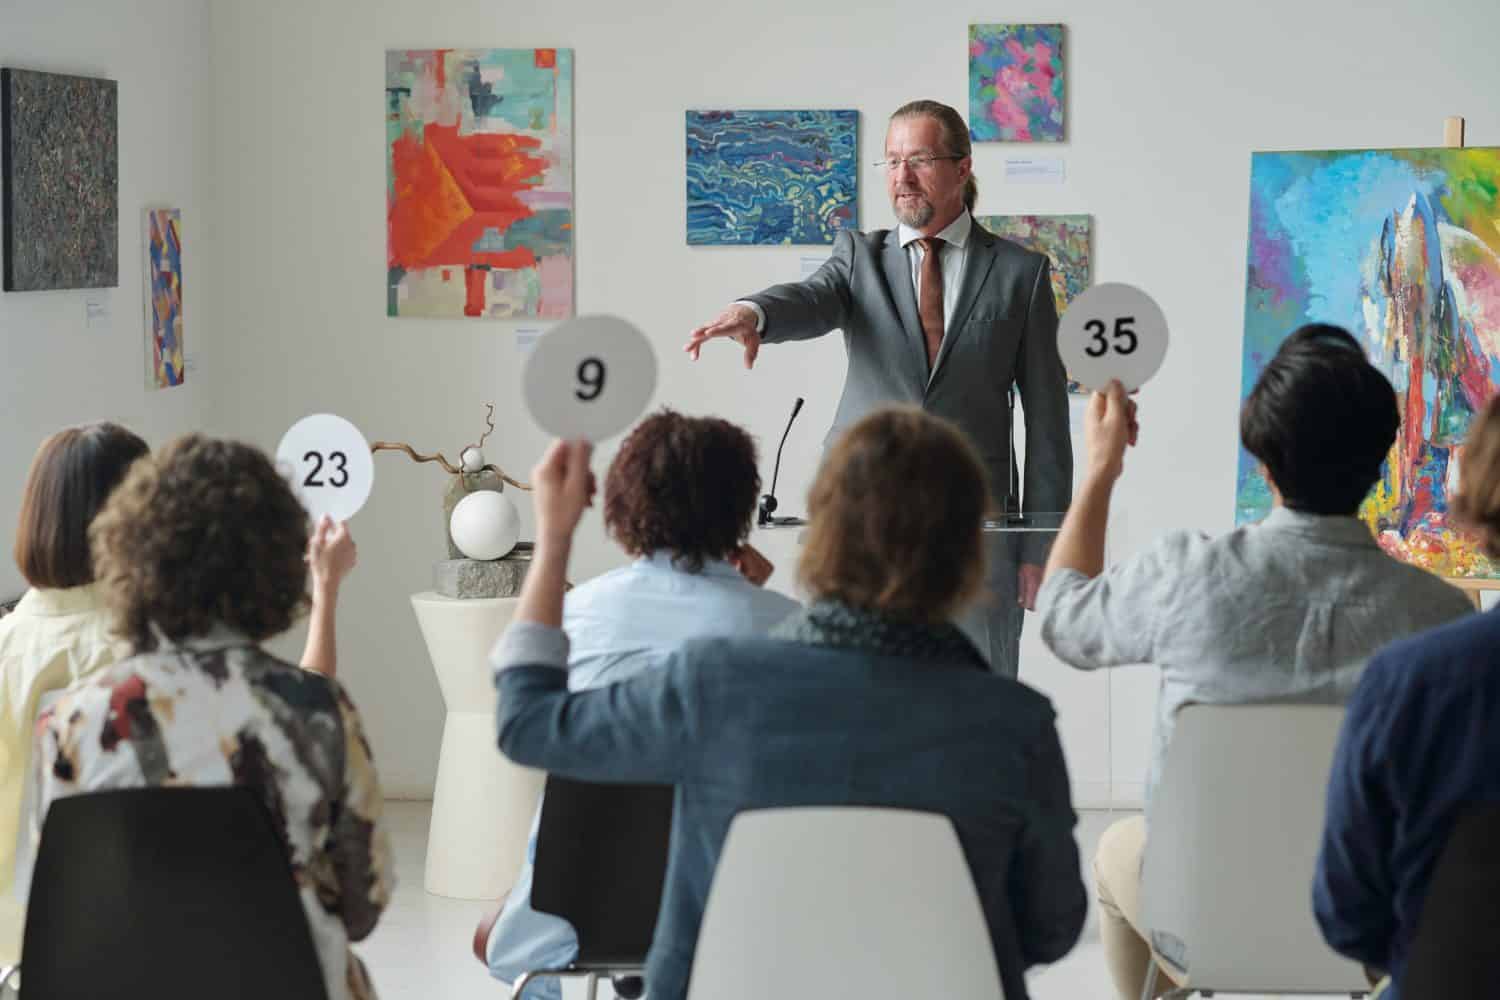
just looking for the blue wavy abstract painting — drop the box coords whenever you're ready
[686,109,858,245]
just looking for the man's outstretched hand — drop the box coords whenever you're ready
[686,304,761,369]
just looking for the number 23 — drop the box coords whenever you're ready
[303,451,349,488]
[1084,317,1138,357]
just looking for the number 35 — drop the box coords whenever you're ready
[1084,317,1138,358]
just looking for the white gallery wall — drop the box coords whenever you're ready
[6,0,1498,800]
[202,0,1499,799]
[0,0,215,599]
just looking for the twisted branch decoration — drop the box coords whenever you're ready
[370,403,532,491]
[369,441,460,474]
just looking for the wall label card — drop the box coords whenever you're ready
[1003,156,1066,184]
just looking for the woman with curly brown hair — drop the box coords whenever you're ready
[33,435,393,1000]
[492,406,1085,1000]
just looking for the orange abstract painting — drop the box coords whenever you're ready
[386,49,573,319]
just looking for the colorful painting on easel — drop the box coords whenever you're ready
[968,24,1064,143]
[146,208,184,388]
[1238,146,1500,577]
[385,48,573,319]
[977,214,1091,394]
[685,109,858,245]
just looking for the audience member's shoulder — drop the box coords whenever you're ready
[1380,557,1477,616]
[563,562,639,602]
[1370,604,1496,674]
[676,633,790,664]
[1355,608,1497,716]
[230,645,344,708]
[746,585,800,618]
[980,671,1058,720]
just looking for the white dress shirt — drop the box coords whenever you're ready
[898,210,972,335]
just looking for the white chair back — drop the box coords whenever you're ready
[686,807,1005,1000]
[13,688,66,903]
[1140,704,1366,994]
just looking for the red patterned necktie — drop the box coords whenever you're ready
[915,237,944,371]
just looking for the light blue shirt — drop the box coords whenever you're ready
[564,552,800,690]
[1037,507,1474,807]
[485,551,799,997]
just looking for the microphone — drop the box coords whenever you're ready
[759,397,805,526]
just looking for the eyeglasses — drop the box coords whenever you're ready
[874,154,965,173]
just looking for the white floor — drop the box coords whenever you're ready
[357,802,1324,1000]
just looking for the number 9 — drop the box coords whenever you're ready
[576,358,606,401]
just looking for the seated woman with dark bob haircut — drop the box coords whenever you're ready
[34,435,393,1000]
[492,406,1087,1000]
[0,422,147,964]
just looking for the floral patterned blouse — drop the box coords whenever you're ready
[36,629,395,1000]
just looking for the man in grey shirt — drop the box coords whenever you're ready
[1036,325,1473,1000]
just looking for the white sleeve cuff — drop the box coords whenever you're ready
[733,299,767,334]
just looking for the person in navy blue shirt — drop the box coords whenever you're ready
[1312,396,1500,998]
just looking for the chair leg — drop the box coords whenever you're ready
[1139,961,1159,1000]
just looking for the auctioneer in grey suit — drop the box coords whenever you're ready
[743,219,1073,677]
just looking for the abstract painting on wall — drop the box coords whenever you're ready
[686,109,857,245]
[1239,147,1500,577]
[977,214,1092,394]
[968,24,1064,143]
[146,208,184,388]
[386,49,573,319]
[1,68,118,291]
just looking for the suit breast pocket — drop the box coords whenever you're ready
[965,308,1021,329]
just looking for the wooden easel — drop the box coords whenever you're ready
[1437,116,1500,609]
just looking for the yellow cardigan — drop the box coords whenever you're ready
[0,584,123,964]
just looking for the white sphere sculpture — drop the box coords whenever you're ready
[449,489,520,561]
[460,446,486,472]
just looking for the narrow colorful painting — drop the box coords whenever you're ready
[978,214,1092,394]
[2,68,118,291]
[968,25,1065,143]
[1239,147,1500,577]
[686,110,858,245]
[386,49,573,319]
[146,208,184,388]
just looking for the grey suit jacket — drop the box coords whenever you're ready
[745,219,1073,559]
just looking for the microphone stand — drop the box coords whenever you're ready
[759,397,805,526]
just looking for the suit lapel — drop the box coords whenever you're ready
[881,231,932,381]
[931,222,998,380]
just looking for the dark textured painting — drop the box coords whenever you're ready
[2,68,119,291]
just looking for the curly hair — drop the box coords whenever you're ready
[798,406,989,622]
[603,410,760,572]
[90,435,311,652]
[1453,394,1500,557]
